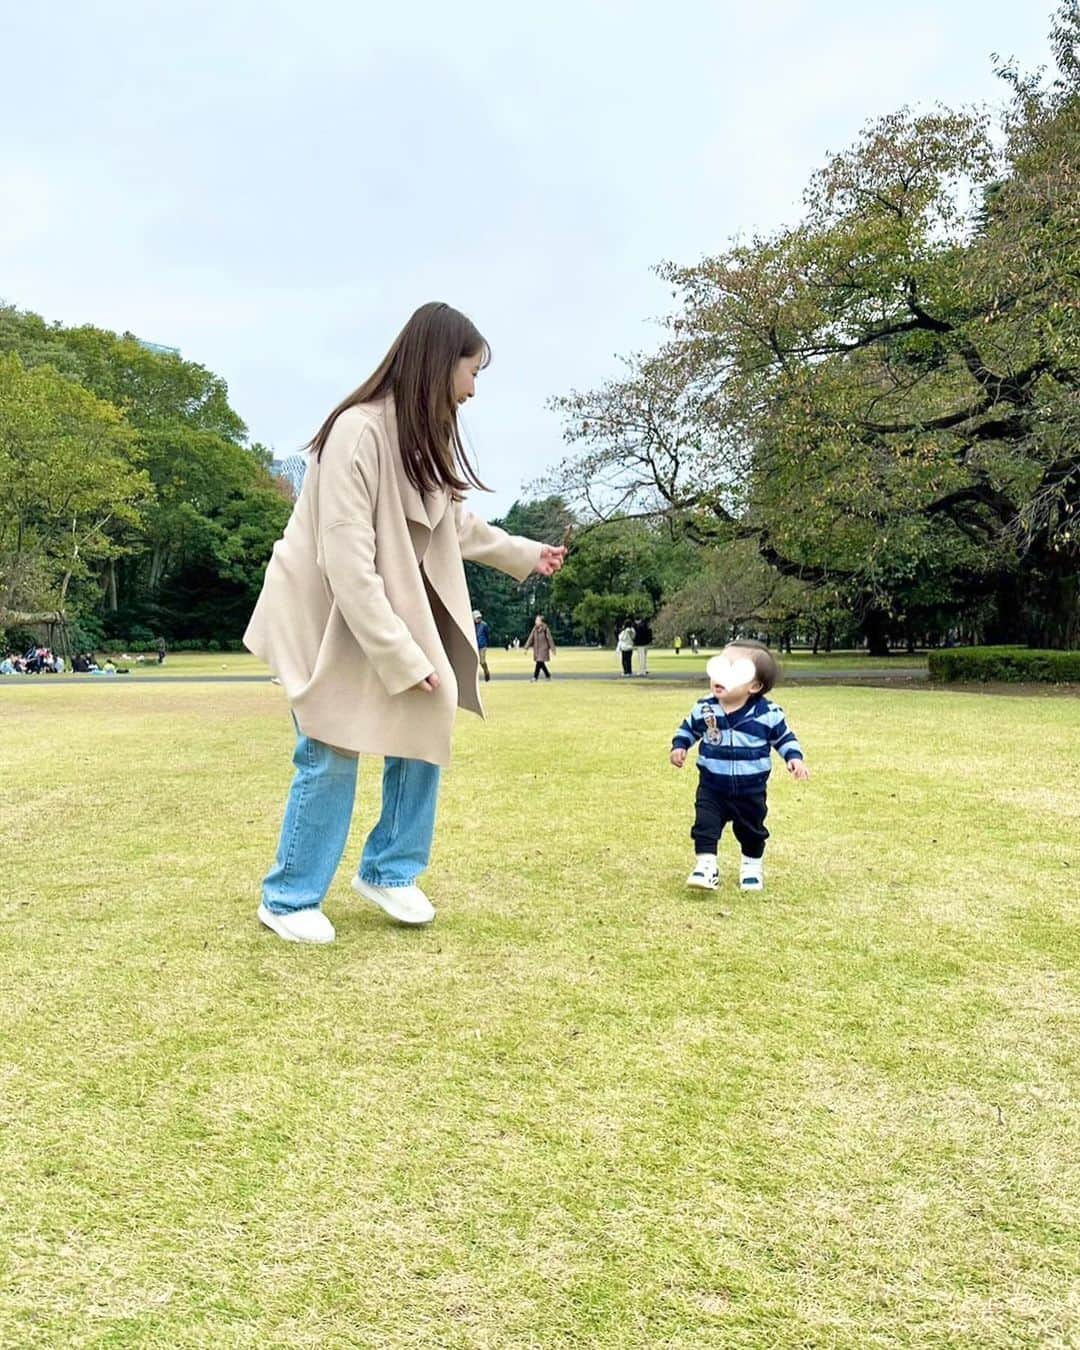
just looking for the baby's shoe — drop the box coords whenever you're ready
[739,856,764,891]
[687,856,719,891]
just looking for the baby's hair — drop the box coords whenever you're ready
[725,638,779,695]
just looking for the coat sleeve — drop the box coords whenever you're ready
[455,502,543,582]
[318,419,434,697]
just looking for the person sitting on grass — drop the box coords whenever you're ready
[670,639,809,894]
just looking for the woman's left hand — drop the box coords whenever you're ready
[535,545,567,576]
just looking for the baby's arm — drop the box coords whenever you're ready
[670,706,701,768]
[768,706,810,779]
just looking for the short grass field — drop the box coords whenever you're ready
[68,646,929,681]
[1,677,1077,1348]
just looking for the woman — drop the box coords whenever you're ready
[245,303,565,944]
[524,614,556,680]
[616,621,635,677]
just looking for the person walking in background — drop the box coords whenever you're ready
[525,614,555,680]
[156,636,166,665]
[616,621,635,677]
[473,609,491,682]
[674,635,683,657]
[244,302,566,944]
[633,616,653,676]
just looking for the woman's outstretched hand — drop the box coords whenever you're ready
[535,545,567,576]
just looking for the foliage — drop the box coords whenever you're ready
[0,352,150,624]
[0,305,289,643]
[928,644,1080,682]
[546,7,1080,649]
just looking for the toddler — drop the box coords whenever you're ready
[670,640,809,891]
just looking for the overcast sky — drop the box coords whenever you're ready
[1,1,1054,514]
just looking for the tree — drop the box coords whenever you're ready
[546,6,1080,649]
[0,304,288,643]
[553,515,661,642]
[0,353,150,634]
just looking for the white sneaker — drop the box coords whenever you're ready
[257,903,335,944]
[739,857,764,891]
[351,876,435,925]
[686,859,719,891]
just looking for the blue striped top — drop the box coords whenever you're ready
[672,694,803,796]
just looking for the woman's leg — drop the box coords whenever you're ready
[621,649,632,676]
[262,731,358,914]
[540,661,551,679]
[359,757,441,887]
[533,661,542,680]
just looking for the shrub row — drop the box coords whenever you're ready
[99,638,247,654]
[928,646,1080,684]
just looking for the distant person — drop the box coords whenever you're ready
[473,609,491,682]
[156,636,167,665]
[525,614,555,680]
[0,655,15,675]
[670,640,808,894]
[690,633,700,655]
[632,617,653,676]
[674,635,683,657]
[616,621,635,677]
[244,301,566,945]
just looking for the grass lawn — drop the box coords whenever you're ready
[1,679,1076,1347]
[91,646,928,681]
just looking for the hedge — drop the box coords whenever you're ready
[928,646,1080,684]
[96,638,247,655]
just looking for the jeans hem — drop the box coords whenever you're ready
[262,899,322,916]
[358,872,417,889]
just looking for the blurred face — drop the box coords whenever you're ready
[709,646,762,701]
[453,351,483,405]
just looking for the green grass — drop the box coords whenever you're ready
[1,679,1076,1347]
[93,646,927,680]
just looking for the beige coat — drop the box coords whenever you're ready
[244,398,542,765]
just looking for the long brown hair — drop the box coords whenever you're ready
[307,302,490,494]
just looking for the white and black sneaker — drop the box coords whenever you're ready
[739,857,764,891]
[686,857,719,891]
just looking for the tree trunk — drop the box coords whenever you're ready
[862,607,890,657]
[1026,564,1080,649]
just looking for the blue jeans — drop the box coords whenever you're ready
[262,728,441,914]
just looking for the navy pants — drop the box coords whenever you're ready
[692,780,769,859]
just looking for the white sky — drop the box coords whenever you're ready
[1,1,1054,513]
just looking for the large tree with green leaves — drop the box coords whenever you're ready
[0,305,289,643]
[548,6,1080,650]
[0,353,150,633]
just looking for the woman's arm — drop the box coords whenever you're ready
[455,502,549,580]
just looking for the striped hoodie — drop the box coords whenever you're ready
[672,694,803,796]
